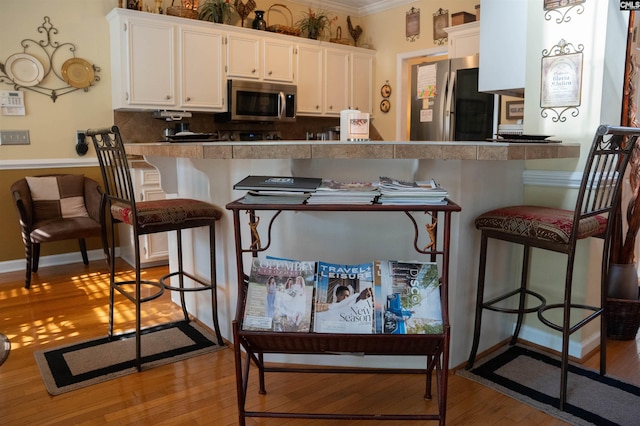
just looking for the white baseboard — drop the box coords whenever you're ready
[517,323,600,361]
[0,248,114,274]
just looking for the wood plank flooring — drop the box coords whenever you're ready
[0,259,638,425]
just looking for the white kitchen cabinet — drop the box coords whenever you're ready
[107,8,226,112]
[263,38,295,82]
[118,166,169,268]
[297,42,374,117]
[179,27,225,110]
[226,32,261,79]
[351,51,374,114]
[324,48,350,115]
[445,21,480,59]
[478,0,526,97]
[296,43,324,114]
[113,15,176,108]
[226,33,295,83]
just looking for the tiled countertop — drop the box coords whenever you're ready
[124,140,580,161]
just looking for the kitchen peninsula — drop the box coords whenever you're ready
[125,139,579,369]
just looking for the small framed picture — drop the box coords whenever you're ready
[406,8,420,41]
[505,101,524,120]
[433,9,448,44]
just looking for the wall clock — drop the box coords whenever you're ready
[380,99,391,113]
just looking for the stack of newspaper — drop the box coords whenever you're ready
[377,176,448,205]
[306,180,380,205]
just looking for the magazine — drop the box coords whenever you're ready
[306,179,379,205]
[242,258,316,332]
[313,261,375,334]
[378,260,442,334]
[377,177,448,205]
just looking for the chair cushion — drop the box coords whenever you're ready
[25,175,89,222]
[30,217,102,243]
[111,198,223,228]
[475,205,608,244]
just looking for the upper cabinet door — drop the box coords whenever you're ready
[263,39,295,83]
[351,52,373,114]
[179,27,226,111]
[296,43,323,114]
[324,48,350,115]
[127,19,175,107]
[227,33,261,79]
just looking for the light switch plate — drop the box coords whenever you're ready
[0,130,30,145]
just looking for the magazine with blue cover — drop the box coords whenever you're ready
[380,261,442,334]
[313,261,375,334]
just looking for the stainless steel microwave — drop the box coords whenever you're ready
[215,80,296,122]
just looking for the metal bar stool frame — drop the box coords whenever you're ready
[465,125,640,410]
[87,125,224,371]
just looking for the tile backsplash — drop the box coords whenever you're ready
[114,111,382,142]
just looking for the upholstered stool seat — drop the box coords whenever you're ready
[475,205,608,244]
[111,199,223,230]
[87,125,225,371]
[465,125,640,411]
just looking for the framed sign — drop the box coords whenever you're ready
[406,7,420,42]
[541,51,583,108]
[543,0,584,10]
[506,101,524,120]
[540,39,584,122]
[433,8,448,45]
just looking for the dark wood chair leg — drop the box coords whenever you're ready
[79,238,89,265]
[25,240,33,289]
[32,243,41,272]
[209,224,223,345]
[466,232,488,370]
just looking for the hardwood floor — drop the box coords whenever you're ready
[0,259,638,425]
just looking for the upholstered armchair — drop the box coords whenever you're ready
[11,174,103,289]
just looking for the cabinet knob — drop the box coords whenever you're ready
[252,69,256,74]
[268,71,273,76]
[186,97,191,102]
[329,105,333,110]
[166,95,171,100]
[315,105,319,109]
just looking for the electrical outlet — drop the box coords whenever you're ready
[0,130,30,145]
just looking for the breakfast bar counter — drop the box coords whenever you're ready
[125,140,580,369]
[124,139,580,161]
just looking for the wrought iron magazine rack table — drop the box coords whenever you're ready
[226,199,461,425]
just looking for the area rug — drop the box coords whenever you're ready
[34,321,226,395]
[457,345,640,426]
[0,333,10,366]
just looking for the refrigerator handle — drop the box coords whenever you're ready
[444,71,456,141]
[439,72,450,141]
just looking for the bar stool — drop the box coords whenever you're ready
[465,125,640,410]
[87,125,224,371]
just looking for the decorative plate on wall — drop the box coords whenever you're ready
[61,58,95,89]
[5,53,44,87]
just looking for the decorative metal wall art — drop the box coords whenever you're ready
[540,39,584,122]
[406,7,420,42]
[543,0,585,24]
[433,8,448,45]
[0,16,100,102]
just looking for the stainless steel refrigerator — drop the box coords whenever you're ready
[409,55,497,141]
